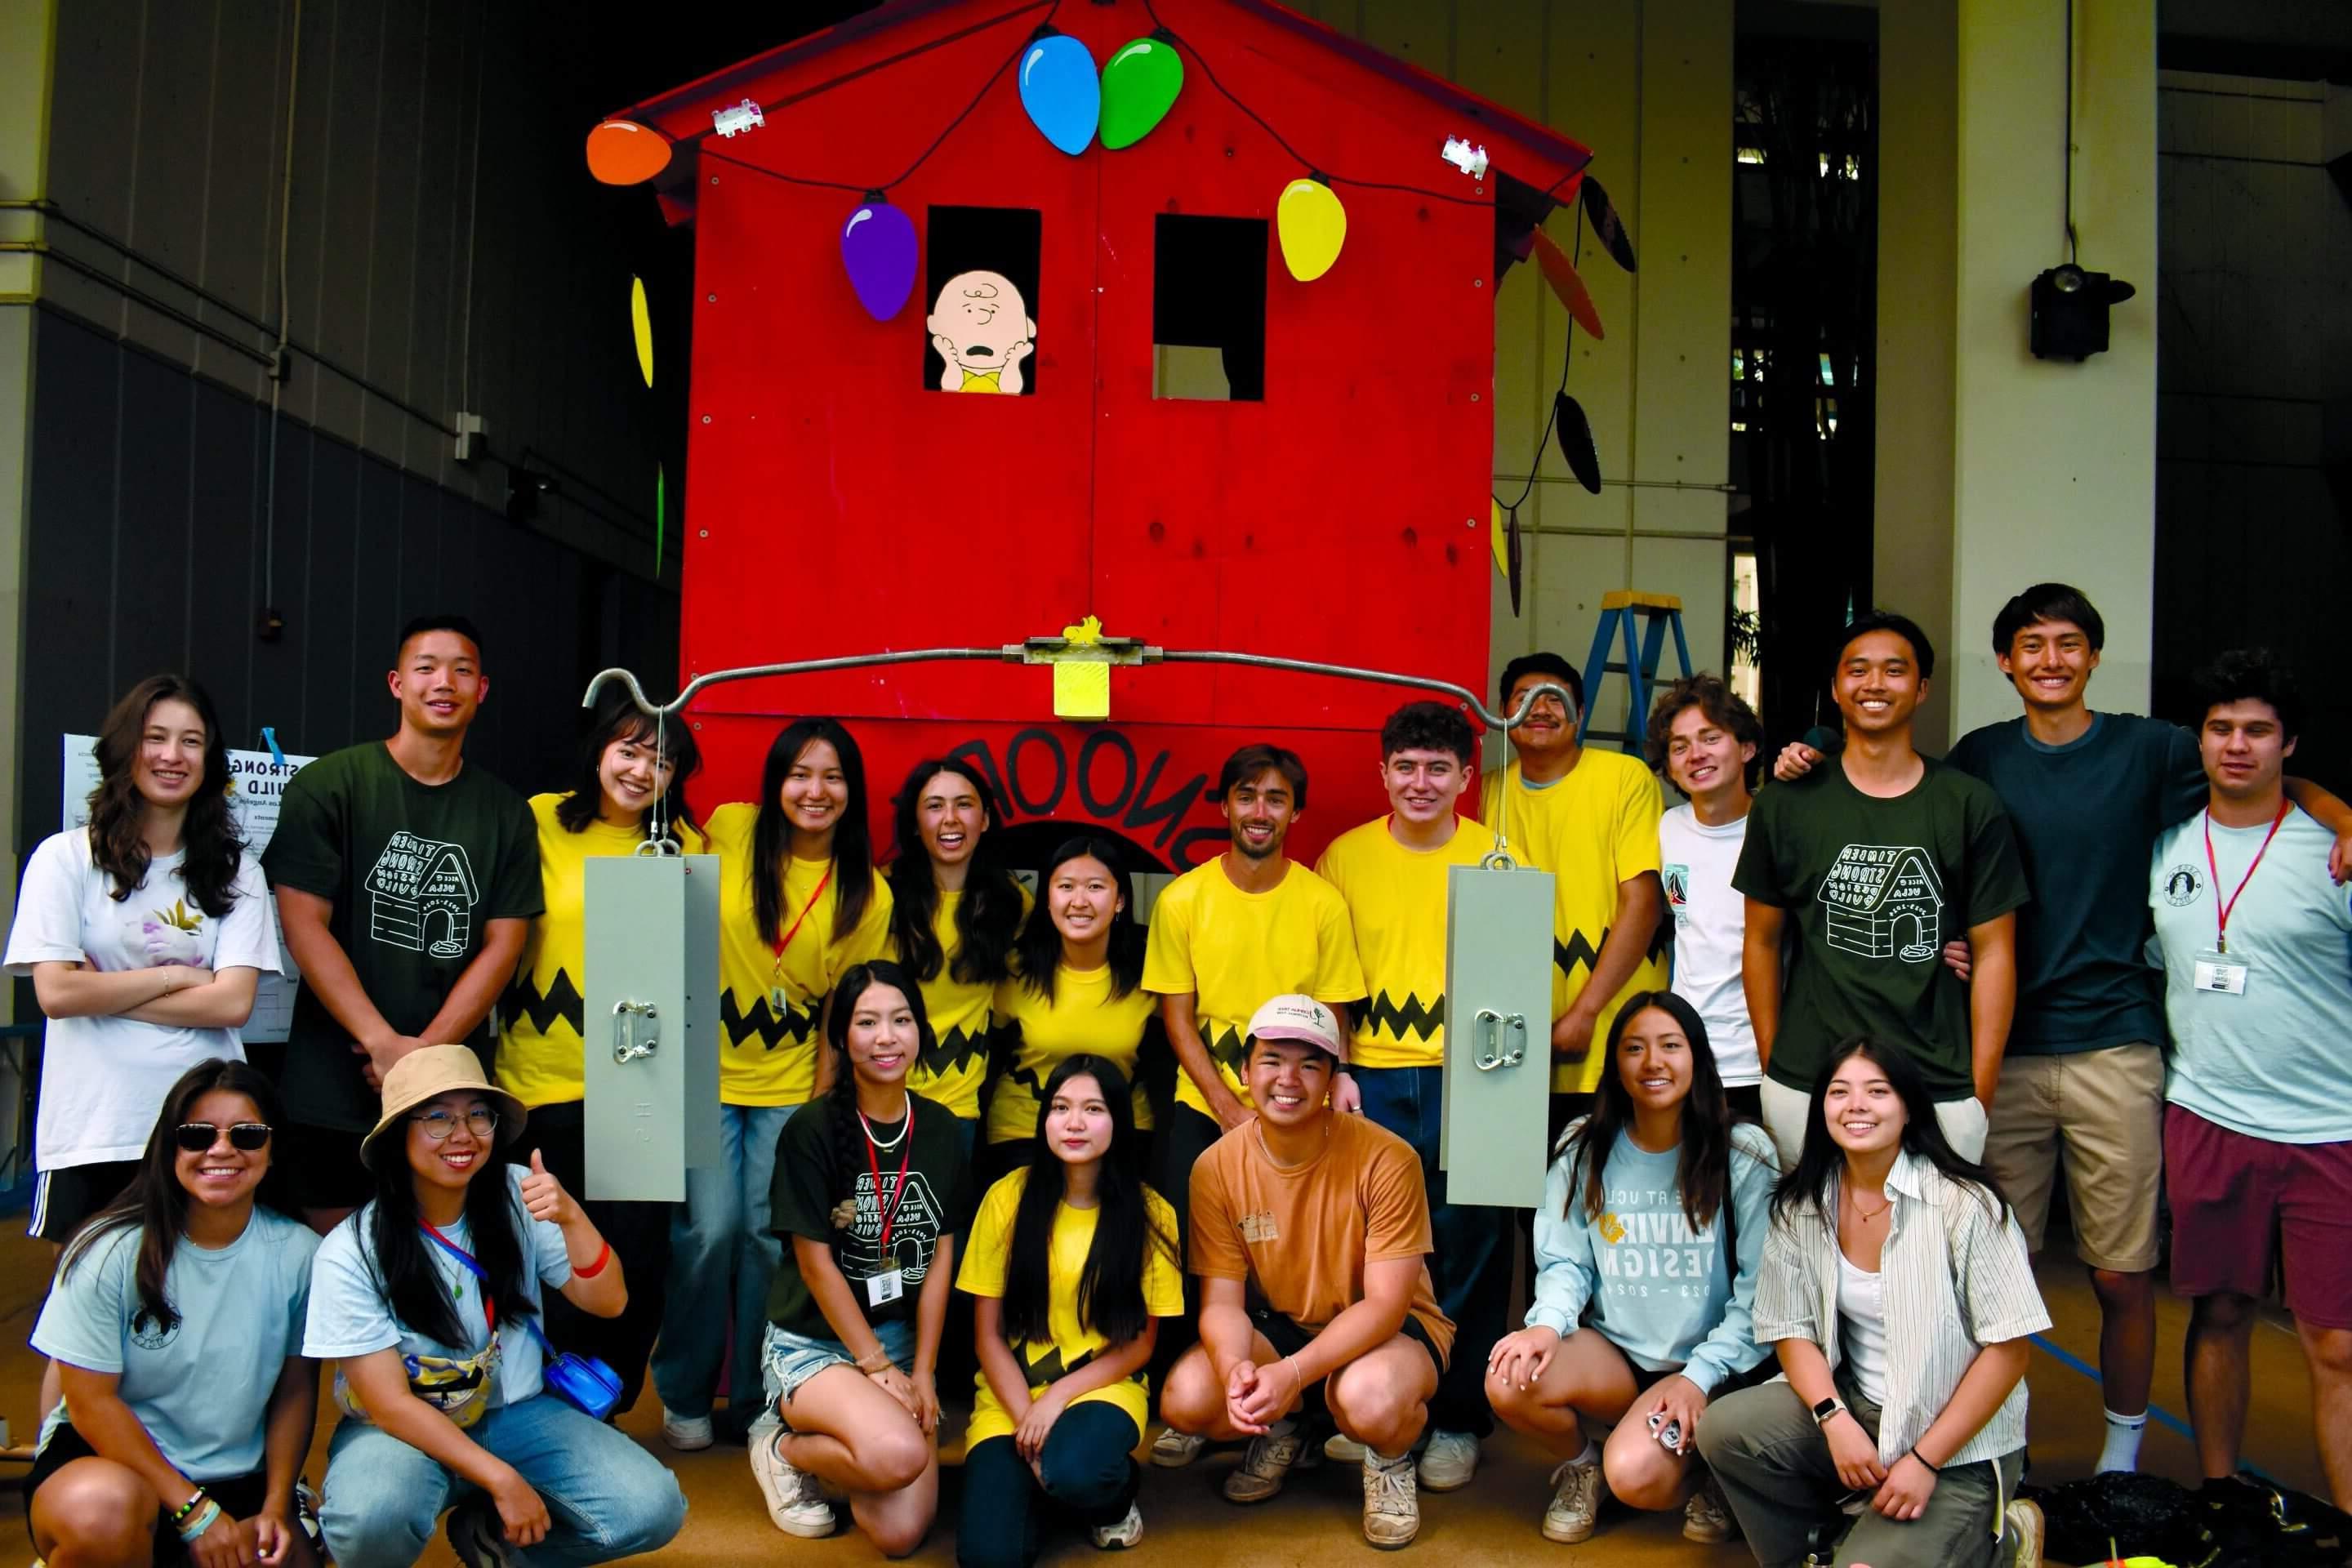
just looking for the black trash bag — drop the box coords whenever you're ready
[2028,1471,2220,1566]
[2196,1472,2352,1568]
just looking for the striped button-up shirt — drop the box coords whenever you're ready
[1753,1150,2050,1469]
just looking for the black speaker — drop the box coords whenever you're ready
[2030,265,2136,361]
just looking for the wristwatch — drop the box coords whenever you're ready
[1811,1396,1848,1427]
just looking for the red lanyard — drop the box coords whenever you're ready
[2203,801,2290,954]
[858,1098,915,1252]
[770,866,833,973]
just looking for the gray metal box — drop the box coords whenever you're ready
[1439,862,1557,1208]
[582,853,721,1200]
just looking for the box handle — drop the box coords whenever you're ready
[613,1000,659,1064]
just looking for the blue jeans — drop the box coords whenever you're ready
[1352,1063,1505,1439]
[956,1404,1140,1568]
[650,1101,796,1421]
[318,1396,687,1568]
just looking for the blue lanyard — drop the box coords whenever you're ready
[421,1223,556,1358]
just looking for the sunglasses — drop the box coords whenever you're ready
[176,1122,273,1153]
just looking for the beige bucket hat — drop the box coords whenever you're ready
[359,1044,528,1173]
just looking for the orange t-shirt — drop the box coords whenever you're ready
[1187,1112,1454,1367]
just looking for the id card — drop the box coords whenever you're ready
[2193,949,2248,996]
[866,1269,905,1307]
[770,986,791,1013]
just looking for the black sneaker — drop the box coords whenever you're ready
[445,1498,516,1568]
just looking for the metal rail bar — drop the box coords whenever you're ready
[582,647,1578,733]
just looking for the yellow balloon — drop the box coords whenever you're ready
[630,276,653,389]
[1276,178,1346,282]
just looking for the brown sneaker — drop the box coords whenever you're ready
[1541,1455,1603,1544]
[1683,1471,1735,1544]
[1223,1426,1309,1504]
[1361,1450,1420,1549]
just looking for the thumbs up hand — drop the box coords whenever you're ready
[519,1148,577,1227]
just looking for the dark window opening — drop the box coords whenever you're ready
[924,207,1042,395]
[1152,214,1267,402]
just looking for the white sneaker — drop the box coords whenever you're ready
[1683,1471,1735,1544]
[1089,1502,1144,1550]
[750,1427,835,1538]
[2005,1498,2046,1567]
[1223,1424,1309,1503]
[661,1408,714,1451]
[1361,1450,1421,1548]
[1149,1426,1205,1468]
[1541,1454,1603,1544]
[1417,1429,1479,1491]
[1324,1431,1369,1463]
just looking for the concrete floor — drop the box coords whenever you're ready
[0,1219,2327,1566]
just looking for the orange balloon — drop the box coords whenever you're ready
[1533,228,1605,341]
[586,120,672,186]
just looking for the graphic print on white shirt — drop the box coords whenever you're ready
[1820,844,1944,962]
[366,831,479,958]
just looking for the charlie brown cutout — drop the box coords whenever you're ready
[927,270,1035,394]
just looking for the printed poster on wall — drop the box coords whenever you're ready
[61,735,312,1044]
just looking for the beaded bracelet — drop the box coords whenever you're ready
[171,1487,210,1525]
[177,1499,223,1543]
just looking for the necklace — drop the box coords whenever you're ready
[1846,1186,1891,1222]
[858,1098,912,1152]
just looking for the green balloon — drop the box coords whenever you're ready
[1099,38,1183,150]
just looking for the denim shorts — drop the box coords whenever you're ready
[764,1317,917,1409]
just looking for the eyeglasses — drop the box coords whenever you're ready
[176,1122,272,1153]
[411,1107,500,1143]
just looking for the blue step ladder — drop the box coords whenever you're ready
[1578,590,1693,751]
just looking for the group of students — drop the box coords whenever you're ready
[7,583,2348,1568]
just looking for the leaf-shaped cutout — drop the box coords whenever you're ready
[1554,393,1603,495]
[1580,177,1638,274]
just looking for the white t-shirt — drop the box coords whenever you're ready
[4,828,280,1168]
[1835,1248,1889,1406]
[1659,805,1760,1086]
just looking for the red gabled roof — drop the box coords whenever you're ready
[613,0,1591,194]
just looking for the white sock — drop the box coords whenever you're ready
[2096,1407,2148,1473]
[1369,1448,1412,1468]
[1567,1438,1598,1467]
[1267,1416,1298,1438]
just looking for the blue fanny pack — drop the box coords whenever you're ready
[422,1225,622,1422]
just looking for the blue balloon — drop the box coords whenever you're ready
[1019,33,1099,156]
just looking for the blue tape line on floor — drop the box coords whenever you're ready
[2029,1332,2281,1486]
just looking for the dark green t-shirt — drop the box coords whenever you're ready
[1732,757,2030,1098]
[1945,712,2205,1054]
[261,742,542,1130]
[768,1093,973,1339]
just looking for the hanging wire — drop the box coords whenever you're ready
[1493,199,1586,514]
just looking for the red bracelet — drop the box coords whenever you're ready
[574,1241,612,1278]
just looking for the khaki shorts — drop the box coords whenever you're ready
[1983,1041,2163,1272]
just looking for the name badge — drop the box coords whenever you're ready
[866,1268,905,1307]
[2193,949,2248,996]
[770,986,791,1013]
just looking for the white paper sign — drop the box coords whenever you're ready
[62,735,313,1043]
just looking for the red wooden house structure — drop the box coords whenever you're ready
[612,0,1594,869]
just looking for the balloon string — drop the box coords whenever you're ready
[1494,200,1586,514]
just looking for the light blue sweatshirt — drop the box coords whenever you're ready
[1524,1118,1778,1394]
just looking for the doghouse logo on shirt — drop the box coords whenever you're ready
[831,1170,947,1284]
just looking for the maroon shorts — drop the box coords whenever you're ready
[2164,1104,2352,1329]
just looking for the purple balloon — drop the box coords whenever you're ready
[841,200,918,321]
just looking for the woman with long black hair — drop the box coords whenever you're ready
[6,675,279,1245]
[751,960,973,1552]
[987,838,1156,1191]
[1696,1036,2051,1567]
[497,683,705,1417]
[655,715,893,1449]
[29,1060,319,1568]
[303,1046,685,1568]
[886,757,1028,1166]
[956,1054,1183,1566]
[1486,991,1777,1547]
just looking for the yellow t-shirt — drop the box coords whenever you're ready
[498,794,710,1107]
[1313,816,1521,1069]
[1139,859,1365,1117]
[1477,755,1668,1092]
[898,884,1032,1122]
[955,1169,1184,1447]
[706,802,894,1107]
[988,964,1156,1144]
